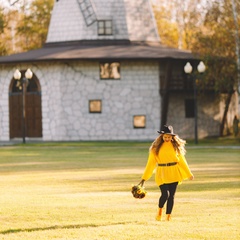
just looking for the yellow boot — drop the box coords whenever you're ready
[166,214,171,221]
[156,208,163,221]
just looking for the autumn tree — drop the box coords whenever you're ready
[16,0,54,51]
[152,4,179,48]
[152,0,206,49]
[0,7,8,55]
[0,0,54,55]
[191,0,240,136]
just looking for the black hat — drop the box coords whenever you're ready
[157,125,176,135]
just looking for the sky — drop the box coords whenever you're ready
[1,0,33,9]
[0,0,9,7]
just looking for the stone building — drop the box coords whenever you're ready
[0,0,238,141]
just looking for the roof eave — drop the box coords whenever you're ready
[0,41,199,64]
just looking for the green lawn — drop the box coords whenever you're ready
[0,140,239,240]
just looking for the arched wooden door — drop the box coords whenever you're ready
[9,71,42,139]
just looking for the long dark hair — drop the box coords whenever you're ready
[150,134,186,156]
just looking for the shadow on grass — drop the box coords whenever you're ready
[178,180,240,192]
[0,222,134,235]
[145,180,240,193]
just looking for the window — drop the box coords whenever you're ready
[98,20,112,35]
[185,99,195,118]
[100,62,120,80]
[89,100,102,113]
[133,115,146,128]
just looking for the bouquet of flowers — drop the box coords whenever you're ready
[131,184,147,199]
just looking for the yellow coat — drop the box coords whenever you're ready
[142,142,193,186]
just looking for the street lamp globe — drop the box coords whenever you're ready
[197,61,206,73]
[184,62,193,74]
[14,69,21,80]
[25,68,33,79]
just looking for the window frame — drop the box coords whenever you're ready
[133,115,146,129]
[185,99,195,118]
[89,99,102,113]
[99,62,121,80]
[98,20,113,36]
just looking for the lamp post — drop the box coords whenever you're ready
[13,68,33,143]
[184,61,206,144]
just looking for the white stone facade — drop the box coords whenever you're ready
[1,62,238,141]
[0,61,160,141]
[167,93,220,139]
[0,66,12,141]
[167,91,238,139]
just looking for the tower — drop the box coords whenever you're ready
[46,0,160,43]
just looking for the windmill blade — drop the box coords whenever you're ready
[77,0,97,26]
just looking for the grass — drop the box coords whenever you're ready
[0,140,239,240]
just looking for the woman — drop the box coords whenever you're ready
[139,125,194,221]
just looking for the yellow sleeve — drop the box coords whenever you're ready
[178,154,193,179]
[141,150,157,181]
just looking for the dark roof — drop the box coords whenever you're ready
[0,40,198,64]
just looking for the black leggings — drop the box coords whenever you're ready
[159,182,178,214]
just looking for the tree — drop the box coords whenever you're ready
[191,0,240,136]
[152,4,179,48]
[231,0,240,97]
[152,0,206,49]
[0,7,8,55]
[0,0,54,55]
[16,0,54,51]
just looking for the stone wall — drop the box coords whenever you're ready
[167,91,238,139]
[1,61,237,142]
[0,60,161,141]
[167,92,221,139]
[0,65,13,141]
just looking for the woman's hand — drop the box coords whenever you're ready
[138,179,145,186]
[189,175,194,180]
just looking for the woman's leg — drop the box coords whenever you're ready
[159,184,169,208]
[157,184,169,221]
[159,182,178,212]
[166,182,178,214]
